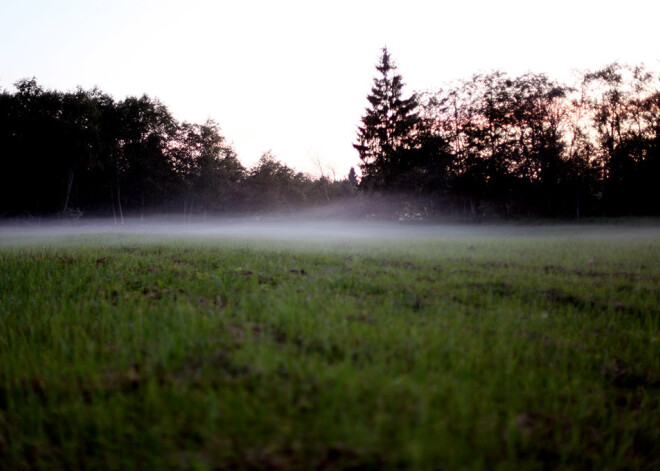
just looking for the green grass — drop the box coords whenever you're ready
[1,227,659,470]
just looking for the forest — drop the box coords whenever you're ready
[1,49,659,220]
[0,79,355,222]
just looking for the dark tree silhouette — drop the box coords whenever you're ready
[580,63,660,215]
[347,167,358,188]
[0,79,359,219]
[3,61,660,221]
[177,120,246,216]
[354,48,422,192]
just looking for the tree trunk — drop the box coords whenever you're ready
[116,168,124,225]
[110,185,117,225]
[323,181,330,202]
[63,168,75,212]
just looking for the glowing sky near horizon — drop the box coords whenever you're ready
[1,0,659,177]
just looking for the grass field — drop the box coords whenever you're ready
[1,223,659,470]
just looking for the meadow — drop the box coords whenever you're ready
[0,222,659,470]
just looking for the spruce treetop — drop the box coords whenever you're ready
[354,47,421,190]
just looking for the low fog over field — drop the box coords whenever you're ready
[2,216,660,245]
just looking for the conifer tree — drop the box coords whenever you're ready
[354,47,422,190]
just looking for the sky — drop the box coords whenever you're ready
[2,0,659,177]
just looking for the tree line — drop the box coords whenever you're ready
[2,50,659,221]
[355,49,660,218]
[0,79,354,221]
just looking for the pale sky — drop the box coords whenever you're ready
[1,0,659,177]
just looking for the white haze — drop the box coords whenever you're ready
[1,215,659,245]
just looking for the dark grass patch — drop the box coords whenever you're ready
[602,358,660,390]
